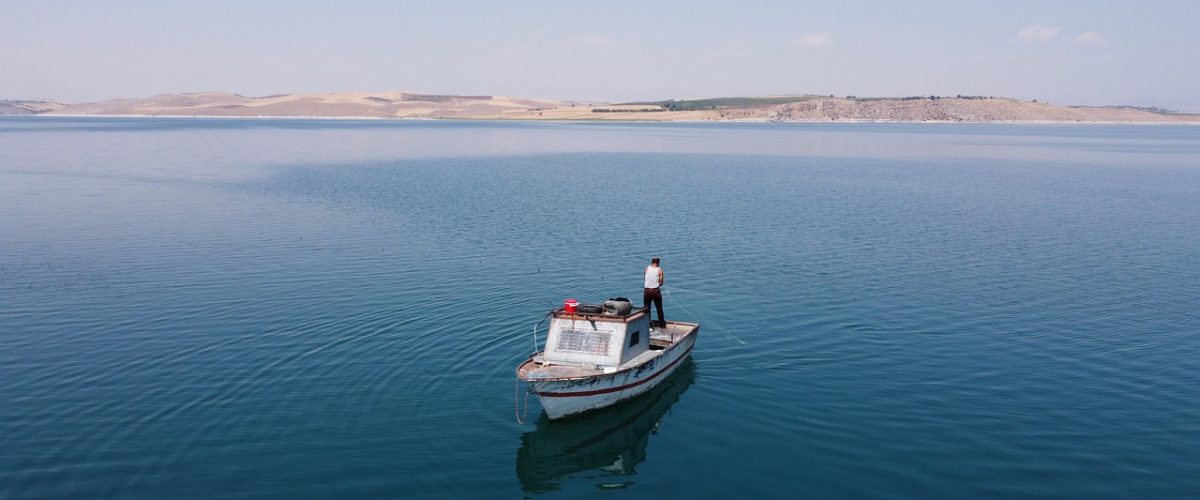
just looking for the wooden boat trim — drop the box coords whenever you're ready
[552,307,649,324]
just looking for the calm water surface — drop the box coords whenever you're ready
[2,118,1199,498]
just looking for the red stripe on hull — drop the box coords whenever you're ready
[536,345,693,398]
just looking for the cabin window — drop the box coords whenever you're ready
[556,328,612,354]
[629,330,640,347]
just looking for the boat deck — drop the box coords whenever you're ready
[518,321,697,380]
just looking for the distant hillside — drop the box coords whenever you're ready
[609,95,1200,123]
[755,96,1199,122]
[0,100,68,115]
[38,91,566,119]
[4,91,1198,123]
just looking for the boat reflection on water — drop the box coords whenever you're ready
[516,359,697,493]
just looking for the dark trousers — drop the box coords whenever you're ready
[643,287,665,327]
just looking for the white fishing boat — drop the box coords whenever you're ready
[516,298,699,420]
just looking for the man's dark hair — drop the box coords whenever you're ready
[651,257,660,265]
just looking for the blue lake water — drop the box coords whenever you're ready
[2,117,1199,498]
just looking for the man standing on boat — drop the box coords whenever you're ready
[643,257,666,328]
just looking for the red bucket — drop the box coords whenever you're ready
[563,298,579,314]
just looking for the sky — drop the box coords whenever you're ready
[3,0,1199,110]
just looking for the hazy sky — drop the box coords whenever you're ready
[4,1,1199,110]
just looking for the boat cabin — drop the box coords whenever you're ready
[541,302,654,372]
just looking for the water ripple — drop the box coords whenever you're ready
[2,119,1199,498]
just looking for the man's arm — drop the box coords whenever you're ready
[658,268,664,286]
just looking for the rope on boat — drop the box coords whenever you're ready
[515,378,532,424]
[516,311,552,424]
[531,311,551,353]
[664,285,747,345]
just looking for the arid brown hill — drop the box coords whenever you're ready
[5,92,1198,123]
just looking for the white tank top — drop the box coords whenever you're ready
[644,266,660,289]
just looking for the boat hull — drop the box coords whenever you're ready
[521,326,697,419]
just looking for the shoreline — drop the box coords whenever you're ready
[12,113,1200,126]
[10,92,1198,124]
